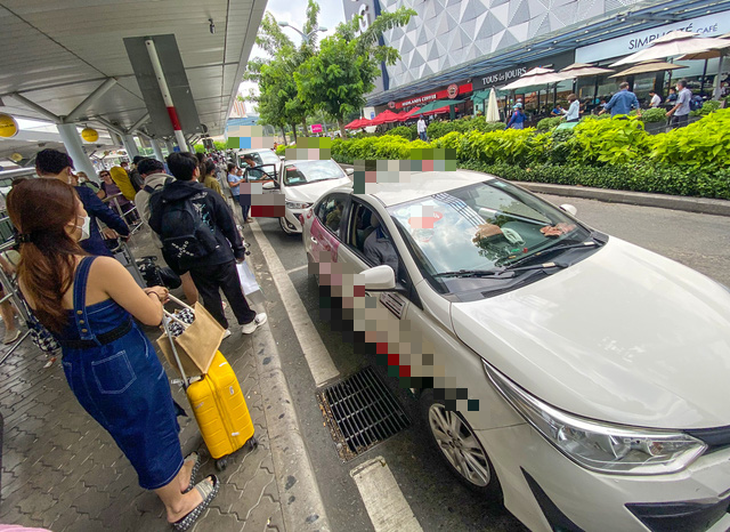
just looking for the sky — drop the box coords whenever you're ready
[238,0,347,113]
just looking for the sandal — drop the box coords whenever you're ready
[182,452,201,494]
[172,475,219,531]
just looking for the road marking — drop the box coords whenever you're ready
[350,456,423,532]
[285,264,309,274]
[249,220,340,386]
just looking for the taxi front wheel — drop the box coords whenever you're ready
[421,389,503,499]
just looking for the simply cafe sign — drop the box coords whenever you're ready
[395,83,473,109]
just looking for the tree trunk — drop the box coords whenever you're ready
[290,124,298,143]
[302,118,309,136]
[338,118,347,139]
[280,126,288,145]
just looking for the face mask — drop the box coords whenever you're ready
[73,215,91,241]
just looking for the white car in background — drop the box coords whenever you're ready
[264,159,352,234]
[237,147,284,174]
[301,170,730,532]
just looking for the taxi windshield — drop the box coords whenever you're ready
[388,179,591,280]
[283,160,345,186]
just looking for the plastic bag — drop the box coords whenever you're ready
[236,261,260,295]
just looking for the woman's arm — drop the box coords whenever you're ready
[92,257,165,326]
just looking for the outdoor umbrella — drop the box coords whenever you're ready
[417,99,463,114]
[423,106,451,116]
[609,60,687,78]
[370,109,401,125]
[556,63,615,80]
[677,32,730,99]
[610,31,730,67]
[344,119,362,129]
[485,88,500,123]
[500,67,566,90]
[397,107,421,121]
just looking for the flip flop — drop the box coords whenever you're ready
[172,475,219,531]
[182,452,201,494]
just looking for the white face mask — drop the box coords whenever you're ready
[73,215,91,241]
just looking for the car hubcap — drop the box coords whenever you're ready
[428,403,490,487]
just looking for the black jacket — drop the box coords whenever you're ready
[148,180,244,274]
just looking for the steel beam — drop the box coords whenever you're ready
[7,93,61,123]
[65,78,117,122]
[128,112,150,133]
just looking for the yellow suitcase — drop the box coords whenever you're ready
[186,351,257,470]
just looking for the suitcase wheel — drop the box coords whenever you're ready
[215,457,228,472]
[247,436,259,450]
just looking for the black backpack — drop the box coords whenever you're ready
[157,195,219,260]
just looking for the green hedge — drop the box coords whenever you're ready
[426,116,506,139]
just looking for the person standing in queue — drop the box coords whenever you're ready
[149,152,266,337]
[7,178,219,531]
[35,149,129,257]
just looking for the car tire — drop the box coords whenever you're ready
[421,389,502,498]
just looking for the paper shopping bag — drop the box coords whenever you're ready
[157,302,225,377]
[236,261,260,295]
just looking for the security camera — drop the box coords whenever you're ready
[209,18,216,34]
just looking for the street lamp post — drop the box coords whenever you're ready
[278,21,327,45]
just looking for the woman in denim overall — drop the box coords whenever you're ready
[7,178,218,531]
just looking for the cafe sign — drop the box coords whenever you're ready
[395,82,472,109]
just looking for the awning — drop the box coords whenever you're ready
[417,99,463,114]
[370,109,401,125]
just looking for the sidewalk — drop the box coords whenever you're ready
[0,224,325,532]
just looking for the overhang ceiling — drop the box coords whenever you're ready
[0,0,266,138]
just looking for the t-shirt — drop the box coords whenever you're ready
[676,88,692,116]
[227,173,240,196]
[605,90,640,116]
[565,100,580,121]
[650,94,662,108]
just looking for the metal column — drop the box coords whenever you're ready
[145,38,189,152]
[165,140,176,155]
[56,123,99,179]
[152,140,165,162]
[121,134,140,160]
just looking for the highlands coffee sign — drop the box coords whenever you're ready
[395,82,473,109]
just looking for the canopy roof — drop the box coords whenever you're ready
[0,0,265,140]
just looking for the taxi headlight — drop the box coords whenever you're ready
[286,201,312,210]
[484,362,707,475]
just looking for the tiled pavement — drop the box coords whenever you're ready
[0,301,285,532]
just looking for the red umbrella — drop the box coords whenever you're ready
[370,109,401,125]
[423,105,450,116]
[344,119,361,129]
[398,107,422,121]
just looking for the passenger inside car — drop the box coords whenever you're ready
[363,215,399,275]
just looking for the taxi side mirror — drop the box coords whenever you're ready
[361,265,396,291]
[346,167,355,176]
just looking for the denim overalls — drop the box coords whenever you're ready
[57,256,183,490]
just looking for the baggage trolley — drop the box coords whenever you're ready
[162,295,258,471]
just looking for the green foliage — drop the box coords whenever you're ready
[639,107,667,123]
[649,108,730,170]
[571,116,649,165]
[275,144,287,156]
[426,116,505,139]
[388,126,415,140]
[194,141,227,154]
[536,117,563,131]
[690,99,722,117]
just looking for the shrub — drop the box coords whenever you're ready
[536,117,563,131]
[388,125,415,141]
[275,144,287,156]
[649,108,730,170]
[690,99,722,117]
[570,116,650,165]
[425,116,506,139]
[640,107,667,123]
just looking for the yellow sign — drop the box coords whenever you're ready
[81,127,99,142]
[10,153,23,163]
[0,114,18,138]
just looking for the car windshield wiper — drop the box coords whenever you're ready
[500,240,600,270]
[435,261,568,279]
[433,269,513,279]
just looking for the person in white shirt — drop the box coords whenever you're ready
[565,93,581,122]
[417,116,427,141]
[649,90,662,108]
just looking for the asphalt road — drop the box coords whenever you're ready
[246,195,730,532]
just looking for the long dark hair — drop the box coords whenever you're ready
[7,179,84,332]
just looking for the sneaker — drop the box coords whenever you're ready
[3,329,21,345]
[222,329,232,340]
[241,313,267,335]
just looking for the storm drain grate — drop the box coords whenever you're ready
[316,366,410,461]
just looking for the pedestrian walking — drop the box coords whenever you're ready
[506,103,526,129]
[417,115,428,141]
[565,94,580,122]
[649,90,662,108]
[148,152,266,337]
[134,158,199,306]
[35,149,129,257]
[666,80,692,129]
[7,178,219,531]
[599,82,641,117]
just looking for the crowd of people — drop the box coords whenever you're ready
[1,147,268,531]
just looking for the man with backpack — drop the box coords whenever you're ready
[149,152,266,336]
[666,79,692,129]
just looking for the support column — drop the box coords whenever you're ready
[146,38,188,151]
[165,140,176,155]
[121,134,139,160]
[152,140,165,162]
[56,123,99,179]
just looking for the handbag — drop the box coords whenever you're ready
[17,292,60,354]
[157,295,225,377]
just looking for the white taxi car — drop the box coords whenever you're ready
[302,169,730,532]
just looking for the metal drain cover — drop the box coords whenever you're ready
[317,366,410,461]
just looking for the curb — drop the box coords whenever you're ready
[245,227,331,532]
[511,181,730,217]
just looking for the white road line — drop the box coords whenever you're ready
[350,457,423,532]
[249,220,340,386]
[285,264,309,275]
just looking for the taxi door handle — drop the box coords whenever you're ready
[310,236,318,245]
